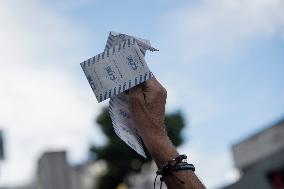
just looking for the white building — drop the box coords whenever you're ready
[223,118,284,189]
[37,151,96,189]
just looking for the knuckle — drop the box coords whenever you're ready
[157,87,167,99]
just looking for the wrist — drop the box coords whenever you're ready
[142,134,178,168]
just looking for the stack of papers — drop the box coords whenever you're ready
[80,31,158,157]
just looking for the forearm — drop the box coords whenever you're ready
[129,80,205,189]
[142,134,178,168]
[165,169,206,189]
[141,131,206,189]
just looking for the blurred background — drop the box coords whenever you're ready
[0,0,284,188]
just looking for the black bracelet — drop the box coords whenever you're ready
[154,154,195,189]
[156,154,187,176]
[171,162,195,172]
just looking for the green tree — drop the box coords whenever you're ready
[90,107,185,189]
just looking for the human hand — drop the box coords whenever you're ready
[129,78,168,139]
[129,78,205,189]
[129,78,178,166]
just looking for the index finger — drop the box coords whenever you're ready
[142,78,164,92]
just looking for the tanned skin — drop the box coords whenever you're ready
[129,78,206,189]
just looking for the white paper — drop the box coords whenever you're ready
[109,93,145,157]
[80,32,157,158]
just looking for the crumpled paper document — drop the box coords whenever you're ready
[80,31,158,157]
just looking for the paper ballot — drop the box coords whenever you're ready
[80,32,158,158]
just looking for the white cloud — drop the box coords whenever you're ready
[0,63,105,186]
[161,0,284,63]
[0,0,104,186]
[162,73,233,188]
[158,0,284,188]
[1,0,283,187]
[161,73,224,126]
[0,0,97,67]
[44,0,95,10]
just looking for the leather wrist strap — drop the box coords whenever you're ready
[154,154,195,189]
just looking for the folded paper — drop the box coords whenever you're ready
[80,31,158,157]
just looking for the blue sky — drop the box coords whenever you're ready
[0,0,284,188]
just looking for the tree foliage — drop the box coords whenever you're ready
[90,107,185,189]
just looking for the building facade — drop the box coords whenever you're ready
[223,119,284,189]
[37,151,72,189]
[36,151,96,189]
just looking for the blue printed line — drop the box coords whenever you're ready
[108,90,112,98]
[104,91,107,100]
[118,85,122,93]
[112,47,115,54]
[127,39,130,47]
[123,40,126,49]
[140,49,146,56]
[109,101,112,110]
[106,49,110,57]
[144,72,148,81]
[123,82,126,91]
[81,61,86,69]
[109,109,113,116]
[119,34,125,39]
[107,41,112,48]
[118,44,121,52]
[96,71,155,102]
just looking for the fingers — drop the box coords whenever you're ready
[129,85,145,111]
[142,78,159,90]
[143,78,167,101]
[129,85,144,101]
[129,78,167,109]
